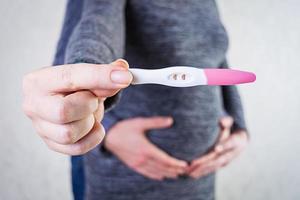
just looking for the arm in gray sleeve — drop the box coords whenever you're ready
[220,60,248,132]
[65,0,126,111]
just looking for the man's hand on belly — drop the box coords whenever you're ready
[186,116,249,179]
[104,116,188,180]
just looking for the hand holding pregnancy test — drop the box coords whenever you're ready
[129,66,256,87]
[23,59,254,156]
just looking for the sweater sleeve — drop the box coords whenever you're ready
[65,0,126,111]
[53,0,83,66]
[220,60,248,133]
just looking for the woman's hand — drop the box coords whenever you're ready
[186,116,249,179]
[22,59,132,155]
[104,117,188,180]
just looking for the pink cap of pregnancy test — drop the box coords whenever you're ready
[204,69,256,85]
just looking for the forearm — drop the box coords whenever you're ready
[53,0,83,66]
[65,0,126,111]
[220,60,247,132]
[65,0,126,64]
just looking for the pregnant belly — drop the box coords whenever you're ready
[110,84,224,161]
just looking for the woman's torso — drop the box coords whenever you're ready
[85,0,228,199]
[112,0,228,160]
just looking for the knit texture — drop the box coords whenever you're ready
[64,0,247,199]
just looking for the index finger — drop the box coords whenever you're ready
[215,134,241,153]
[189,151,217,168]
[28,62,132,93]
[148,143,188,168]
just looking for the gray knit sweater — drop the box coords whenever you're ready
[65,1,246,199]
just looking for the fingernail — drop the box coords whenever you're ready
[111,70,133,85]
[166,117,173,125]
[215,145,223,152]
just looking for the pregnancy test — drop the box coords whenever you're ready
[129,66,256,87]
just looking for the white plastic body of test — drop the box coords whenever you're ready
[129,66,207,87]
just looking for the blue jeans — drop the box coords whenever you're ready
[71,156,85,200]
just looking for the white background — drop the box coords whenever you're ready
[0,0,299,199]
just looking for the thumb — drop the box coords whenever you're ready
[138,116,173,131]
[217,116,233,143]
[109,58,132,86]
[219,116,234,130]
[91,59,132,97]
